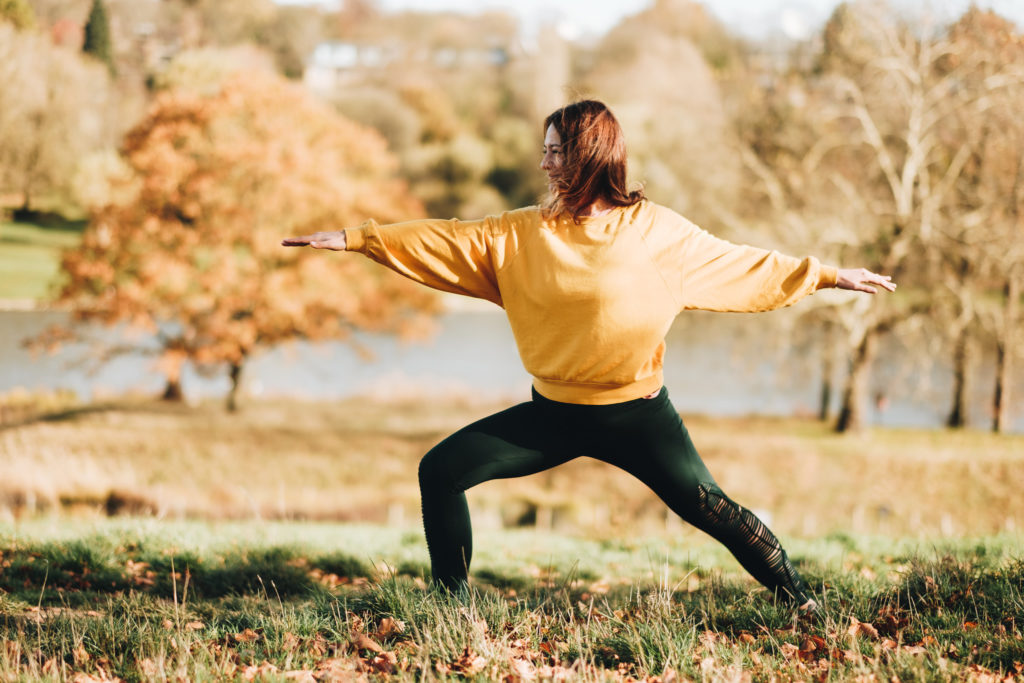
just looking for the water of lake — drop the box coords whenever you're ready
[1,307,1021,433]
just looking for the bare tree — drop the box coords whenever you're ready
[944,9,1024,432]
[812,3,1024,432]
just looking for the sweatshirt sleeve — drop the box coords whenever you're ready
[343,215,506,307]
[658,216,838,313]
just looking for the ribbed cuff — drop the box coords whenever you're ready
[817,264,839,289]
[343,227,366,252]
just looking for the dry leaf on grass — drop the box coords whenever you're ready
[509,656,537,681]
[241,662,278,681]
[232,628,261,643]
[72,645,91,665]
[450,647,486,675]
[350,631,384,654]
[847,617,880,640]
[373,617,405,639]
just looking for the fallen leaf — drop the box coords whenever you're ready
[232,628,261,643]
[847,617,880,640]
[370,651,398,674]
[780,642,800,659]
[374,617,405,640]
[73,644,91,665]
[451,647,486,675]
[241,662,278,681]
[510,656,537,681]
[350,632,383,654]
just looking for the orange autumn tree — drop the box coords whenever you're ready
[53,72,438,409]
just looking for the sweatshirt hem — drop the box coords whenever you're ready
[532,374,664,405]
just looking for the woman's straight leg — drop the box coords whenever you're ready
[579,389,813,604]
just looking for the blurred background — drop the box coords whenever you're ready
[1,0,1022,535]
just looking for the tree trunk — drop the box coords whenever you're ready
[946,326,973,429]
[158,348,186,402]
[835,329,877,434]
[161,378,183,402]
[993,277,1019,433]
[226,361,243,413]
[818,323,834,422]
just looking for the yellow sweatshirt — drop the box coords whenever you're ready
[344,200,838,405]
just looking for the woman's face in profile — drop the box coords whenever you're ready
[541,124,564,188]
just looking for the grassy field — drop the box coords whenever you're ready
[0,220,83,301]
[1,397,1022,538]
[2,398,1023,679]
[0,520,1021,681]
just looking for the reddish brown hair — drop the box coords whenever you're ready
[543,100,644,221]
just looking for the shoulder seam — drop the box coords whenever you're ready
[634,205,683,311]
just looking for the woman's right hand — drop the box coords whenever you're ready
[835,268,896,294]
[281,231,347,250]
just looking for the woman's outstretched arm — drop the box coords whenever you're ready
[281,213,521,306]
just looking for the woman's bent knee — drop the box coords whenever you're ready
[418,448,444,489]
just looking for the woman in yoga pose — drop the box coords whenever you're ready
[283,100,895,613]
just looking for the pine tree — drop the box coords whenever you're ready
[82,0,114,74]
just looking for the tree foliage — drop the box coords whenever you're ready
[0,23,113,213]
[734,2,1024,433]
[0,0,35,30]
[942,8,1024,432]
[51,72,438,408]
[577,0,742,226]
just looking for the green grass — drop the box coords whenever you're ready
[0,520,1021,681]
[0,220,83,301]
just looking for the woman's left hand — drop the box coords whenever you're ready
[836,268,896,294]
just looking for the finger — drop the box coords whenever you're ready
[868,274,895,292]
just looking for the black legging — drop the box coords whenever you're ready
[417,387,812,604]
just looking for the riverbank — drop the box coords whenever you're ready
[0,219,82,301]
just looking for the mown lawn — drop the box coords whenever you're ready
[0,220,82,301]
[0,520,1021,681]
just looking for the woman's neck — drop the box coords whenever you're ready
[585,199,614,217]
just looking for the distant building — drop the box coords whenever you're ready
[50,18,84,50]
[303,39,509,92]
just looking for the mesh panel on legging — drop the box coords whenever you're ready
[695,483,811,604]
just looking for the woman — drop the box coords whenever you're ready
[283,100,895,613]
